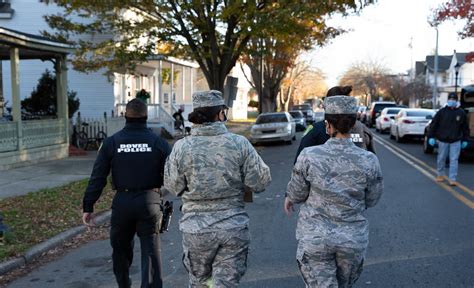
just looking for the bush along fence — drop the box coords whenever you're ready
[71,111,125,150]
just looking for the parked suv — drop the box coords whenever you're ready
[366,101,397,127]
[291,104,314,124]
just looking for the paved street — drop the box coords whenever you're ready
[6,131,474,288]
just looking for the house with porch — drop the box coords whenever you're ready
[0,27,71,170]
[0,1,250,138]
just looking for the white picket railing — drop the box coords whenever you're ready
[75,115,125,138]
[116,103,175,135]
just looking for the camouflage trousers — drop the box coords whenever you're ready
[297,242,365,288]
[182,227,250,288]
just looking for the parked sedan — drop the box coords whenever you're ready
[250,112,296,145]
[291,104,314,124]
[375,107,402,133]
[390,108,435,142]
[289,110,307,131]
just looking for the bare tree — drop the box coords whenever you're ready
[289,68,327,107]
[339,59,390,105]
[383,75,410,105]
[279,60,311,111]
[405,76,432,108]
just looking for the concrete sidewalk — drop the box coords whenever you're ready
[0,152,97,200]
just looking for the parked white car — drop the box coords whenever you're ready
[390,108,435,142]
[250,112,296,145]
[375,107,402,133]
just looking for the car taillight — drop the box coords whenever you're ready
[403,119,414,124]
[383,117,389,122]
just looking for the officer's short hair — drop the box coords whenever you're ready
[126,98,147,118]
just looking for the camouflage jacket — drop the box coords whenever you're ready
[287,138,383,248]
[164,122,271,233]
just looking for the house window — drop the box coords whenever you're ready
[135,76,141,91]
[442,73,447,84]
[0,1,14,19]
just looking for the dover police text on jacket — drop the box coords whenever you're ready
[83,122,171,212]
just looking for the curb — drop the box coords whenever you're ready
[0,210,111,276]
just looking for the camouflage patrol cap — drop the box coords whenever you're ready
[192,90,227,108]
[324,95,357,114]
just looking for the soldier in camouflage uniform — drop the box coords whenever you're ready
[294,86,375,164]
[164,90,271,288]
[285,96,383,288]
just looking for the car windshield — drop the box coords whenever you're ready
[292,105,311,110]
[406,110,434,117]
[374,103,396,112]
[256,114,288,124]
[386,109,401,115]
[289,111,303,118]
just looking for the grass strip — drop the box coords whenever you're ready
[0,179,113,262]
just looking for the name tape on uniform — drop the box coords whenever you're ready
[117,143,152,153]
[351,134,363,143]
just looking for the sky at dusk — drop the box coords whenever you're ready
[304,0,474,87]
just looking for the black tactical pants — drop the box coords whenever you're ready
[110,190,162,288]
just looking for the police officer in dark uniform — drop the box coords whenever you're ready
[82,98,171,288]
[294,86,375,163]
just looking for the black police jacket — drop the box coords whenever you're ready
[428,106,469,143]
[83,122,171,213]
[294,120,375,163]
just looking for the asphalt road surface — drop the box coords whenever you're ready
[7,131,474,288]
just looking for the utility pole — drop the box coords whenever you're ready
[432,26,439,109]
[409,37,414,80]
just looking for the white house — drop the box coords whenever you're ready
[439,52,474,106]
[417,52,473,107]
[0,0,114,119]
[0,1,250,131]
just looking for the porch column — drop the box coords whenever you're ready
[0,62,3,117]
[190,67,194,97]
[10,47,22,150]
[158,60,163,106]
[171,63,174,105]
[121,75,126,104]
[182,66,185,102]
[56,55,69,144]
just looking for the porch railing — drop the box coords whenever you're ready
[116,103,175,134]
[0,121,18,153]
[23,119,66,149]
[0,119,66,153]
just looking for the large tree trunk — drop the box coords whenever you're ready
[204,72,225,93]
[279,86,292,112]
[261,83,279,112]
